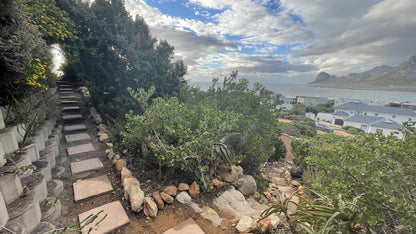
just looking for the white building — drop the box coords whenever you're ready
[368,120,404,139]
[343,116,385,132]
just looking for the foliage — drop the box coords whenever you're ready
[269,137,287,162]
[293,126,416,231]
[262,189,365,233]
[306,100,335,114]
[52,210,107,234]
[0,0,52,105]
[55,0,187,120]
[25,0,76,43]
[342,126,365,135]
[121,86,243,188]
[279,120,317,138]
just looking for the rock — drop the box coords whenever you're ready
[213,187,254,217]
[107,150,114,160]
[290,166,303,179]
[115,159,127,173]
[216,165,244,184]
[238,175,257,196]
[267,213,280,228]
[176,191,192,204]
[143,197,158,217]
[236,216,254,233]
[200,206,222,227]
[188,202,203,213]
[121,167,132,185]
[163,186,178,196]
[257,218,272,233]
[123,177,144,212]
[112,154,121,163]
[212,178,226,188]
[97,124,107,132]
[272,177,286,186]
[106,143,113,148]
[291,180,301,187]
[188,181,200,198]
[178,183,189,191]
[160,192,174,204]
[152,192,164,210]
[99,133,109,142]
[287,195,300,215]
[89,107,103,125]
[218,208,236,219]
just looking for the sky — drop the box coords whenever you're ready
[123,0,416,83]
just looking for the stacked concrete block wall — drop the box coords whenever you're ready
[0,89,64,233]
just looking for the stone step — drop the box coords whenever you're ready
[66,143,95,156]
[58,88,73,92]
[60,100,80,105]
[62,106,81,112]
[63,124,87,132]
[65,133,91,143]
[58,84,72,88]
[73,175,113,202]
[163,218,205,234]
[60,95,77,99]
[63,114,84,122]
[70,158,104,175]
[60,91,76,95]
[78,201,129,234]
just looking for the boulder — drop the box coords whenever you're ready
[160,192,174,204]
[176,191,192,204]
[213,187,254,217]
[272,177,286,186]
[236,216,254,233]
[114,159,127,173]
[121,167,132,185]
[99,133,109,142]
[143,197,158,217]
[212,178,226,188]
[163,186,177,196]
[238,175,257,196]
[188,202,203,213]
[89,108,103,125]
[200,206,222,227]
[106,150,114,160]
[216,165,244,184]
[291,180,301,187]
[290,166,303,179]
[218,208,236,219]
[188,181,200,198]
[178,183,189,191]
[152,192,164,210]
[123,177,144,212]
[257,218,272,233]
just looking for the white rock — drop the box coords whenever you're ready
[188,202,202,213]
[236,216,254,232]
[176,191,192,204]
[213,187,254,217]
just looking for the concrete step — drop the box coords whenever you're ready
[73,175,113,202]
[62,114,84,122]
[60,100,80,105]
[6,193,42,233]
[62,106,81,112]
[60,95,77,99]
[70,158,104,176]
[66,143,95,156]
[64,133,91,143]
[63,124,86,132]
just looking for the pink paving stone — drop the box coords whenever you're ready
[73,175,113,201]
[70,158,104,175]
[63,124,86,132]
[78,201,129,234]
[163,218,205,234]
[65,133,91,143]
[67,143,95,156]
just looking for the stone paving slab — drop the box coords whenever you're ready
[73,175,113,202]
[58,84,72,87]
[61,100,79,105]
[163,218,205,234]
[67,143,95,156]
[60,91,75,95]
[60,95,76,99]
[78,201,129,234]
[62,106,81,112]
[65,133,91,143]
[63,124,86,132]
[70,158,104,175]
[59,88,73,91]
[63,114,84,121]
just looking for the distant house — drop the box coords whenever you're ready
[402,102,416,111]
[334,101,416,125]
[343,116,386,132]
[279,95,294,110]
[317,113,334,123]
[332,110,349,125]
[305,112,316,120]
[368,120,404,139]
[297,96,329,106]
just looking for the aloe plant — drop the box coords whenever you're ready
[262,189,365,233]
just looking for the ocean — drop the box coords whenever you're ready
[190,82,416,104]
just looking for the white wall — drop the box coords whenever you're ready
[368,126,404,139]
[334,108,414,125]
[317,113,334,123]
[305,112,315,120]
[343,121,370,133]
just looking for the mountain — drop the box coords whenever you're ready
[308,56,416,92]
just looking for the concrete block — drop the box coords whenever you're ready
[40,150,56,169]
[22,143,40,163]
[7,193,42,233]
[0,129,18,154]
[33,133,45,152]
[47,179,63,197]
[7,124,26,143]
[0,192,8,229]
[63,124,86,132]
[70,158,104,175]
[0,142,5,167]
[21,174,47,205]
[73,175,113,202]
[0,108,4,129]
[66,143,95,156]
[64,133,91,143]
[40,197,61,223]
[39,125,49,144]
[13,151,31,171]
[45,140,59,158]
[0,166,23,205]
[33,160,52,183]
[0,222,26,234]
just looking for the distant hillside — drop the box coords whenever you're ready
[308,56,416,92]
